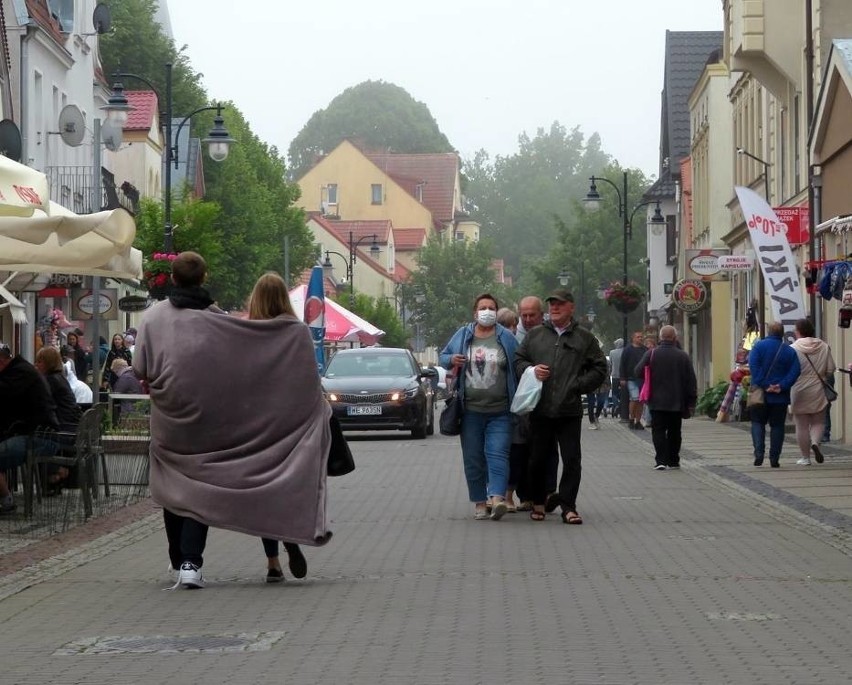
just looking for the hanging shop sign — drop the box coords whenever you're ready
[118,295,151,312]
[717,255,755,271]
[71,288,118,321]
[773,205,810,245]
[672,279,708,312]
[685,248,730,281]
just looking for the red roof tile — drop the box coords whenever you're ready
[124,91,159,132]
[393,262,412,282]
[25,1,66,48]
[363,151,459,225]
[393,228,427,250]
[293,267,339,297]
[308,214,394,281]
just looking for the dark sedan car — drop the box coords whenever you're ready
[322,347,437,438]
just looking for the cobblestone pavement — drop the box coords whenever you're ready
[1,415,852,684]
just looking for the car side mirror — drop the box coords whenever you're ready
[420,368,438,379]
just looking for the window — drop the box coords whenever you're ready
[371,184,382,205]
[326,184,338,205]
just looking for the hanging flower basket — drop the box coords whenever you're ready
[144,253,178,300]
[604,281,643,314]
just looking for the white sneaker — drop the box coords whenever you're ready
[178,562,205,589]
[795,457,811,466]
[588,422,599,430]
[654,464,668,470]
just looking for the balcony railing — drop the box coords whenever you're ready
[44,166,138,215]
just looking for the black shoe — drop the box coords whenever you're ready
[284,542,307,579]
[770,462,780,468]
[753,459,764,466]
[811,443,824,464]
[668,463,680,469]
[266,567,284,583]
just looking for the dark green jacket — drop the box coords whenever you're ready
[514,320,607,417]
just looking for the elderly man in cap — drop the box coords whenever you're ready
[514,288,607,524]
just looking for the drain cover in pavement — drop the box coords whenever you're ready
[53,631,285,655]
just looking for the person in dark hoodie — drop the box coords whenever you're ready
[0,343,59,513]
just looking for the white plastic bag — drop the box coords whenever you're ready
[510,366,542,415]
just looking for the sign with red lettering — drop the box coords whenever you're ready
[773,206,810,245]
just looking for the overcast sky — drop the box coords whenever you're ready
[167,1,723,178]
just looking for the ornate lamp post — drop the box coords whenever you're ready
[103,63,235,252]
[321,231,381,307]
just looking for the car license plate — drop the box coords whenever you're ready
[348,405,382,416]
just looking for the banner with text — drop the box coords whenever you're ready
[735,186,806,339]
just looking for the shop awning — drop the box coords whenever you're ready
[0,204,142,279]
[815,215,852,236]
[0,155,50,217]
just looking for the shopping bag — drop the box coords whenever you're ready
[439,391,463,436]
[746,386,764,408]
[638,351,653,402]
[510,366,542,415]
[327,415,355,476]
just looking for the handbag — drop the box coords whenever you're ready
[803,353,838,403]
[439,369,463,436]
[510,366,542,415]
[327,415,355,477]
[638,350,654,402]
[747,340,785,408]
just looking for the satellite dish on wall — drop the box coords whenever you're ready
[92,4,112,34]
[0,119,23,161]
[101,119,123,152]
[58,105,85,147]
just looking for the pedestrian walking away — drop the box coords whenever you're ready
[608,338,624,420]
[634,326,697,470]
[514,288,607,524]
[134,252,332,590]
[440,293,519,521]
[748,321,801,467]
[789,318,835,466]
[620,331,647,430]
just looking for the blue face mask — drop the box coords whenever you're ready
[476,310,497,327]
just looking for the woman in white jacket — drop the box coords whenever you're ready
[790,318,836,465]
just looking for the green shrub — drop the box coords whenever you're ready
[696,381,731,418]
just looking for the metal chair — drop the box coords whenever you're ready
[23,406,105,518]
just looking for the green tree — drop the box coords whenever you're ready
[98,0,206,115]
[342,293,408,348]
[288,80,455,179]
[406,236,506,348]
[464,123,611,280]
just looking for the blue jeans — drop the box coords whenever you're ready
[459,410,512,502]
[0,435,59,470]
[750,403,788,465]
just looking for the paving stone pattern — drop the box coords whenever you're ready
[1,416,852,684]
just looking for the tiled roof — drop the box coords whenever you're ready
[393,261,412,282]
[363,150,459,224]
[25,1,66,48]
[293,267,339,297]
[124,91,158,131]
[657,31,723,194]
[308,214,394,281]
[393,228,427,250]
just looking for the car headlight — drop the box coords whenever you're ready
[325,392,340,402]
[390,387,419,401]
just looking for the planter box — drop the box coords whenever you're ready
[101,434,150,486]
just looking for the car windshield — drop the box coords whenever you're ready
[325,353,415,378]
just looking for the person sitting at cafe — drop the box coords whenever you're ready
[35,347,83,493]
[0,343,59,513]
[110,358,146,422]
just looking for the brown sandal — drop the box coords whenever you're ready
[562,511,583,525]
[530,509,545,522]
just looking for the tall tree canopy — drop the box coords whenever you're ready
[99,0,314,308]
[288,81,455,179]
[463,123,613,280]
[406,236,507,348]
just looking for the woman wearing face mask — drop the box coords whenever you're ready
[440,294,519,521]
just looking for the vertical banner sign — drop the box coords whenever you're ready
[735,186,806,338]
[305,266,326,374]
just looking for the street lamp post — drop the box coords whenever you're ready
[103,63,235,252]
[321,231,381,307]
[737,147,771,337]
[584,172,664,422]
[583,171,665,345]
